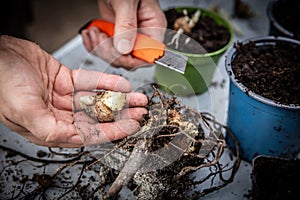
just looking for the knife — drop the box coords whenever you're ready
[79,19,187,74]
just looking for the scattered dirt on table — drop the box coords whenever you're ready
[164,8,231,54]
[231,40,300,105]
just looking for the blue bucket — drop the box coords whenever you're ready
[225,36,300,162]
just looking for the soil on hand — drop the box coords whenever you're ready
[164,8,231,54]
[272,0,300,39]
[231,41,300,105]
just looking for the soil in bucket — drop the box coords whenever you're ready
[231,40,300,105]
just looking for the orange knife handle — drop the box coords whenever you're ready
[132,34,165,63]
[81,19,115,37]
[80,19,166,63]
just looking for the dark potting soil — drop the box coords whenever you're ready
[231,41,300,105]
[164,8,231,54]
[272,0,300,39]
[251,157,300,200]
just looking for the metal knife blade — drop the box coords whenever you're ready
[154,49,187,74]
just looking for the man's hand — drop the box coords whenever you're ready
[0,35,147,147]
[81,0,167,69]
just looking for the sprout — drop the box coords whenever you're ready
[168,9,201,49]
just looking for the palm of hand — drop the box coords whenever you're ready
[0,36,148,147]
[0,41,79,147]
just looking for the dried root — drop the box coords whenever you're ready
[0,87,240,200]
[97,86,240,199]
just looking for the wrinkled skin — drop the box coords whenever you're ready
[81,0,167,69]
[0,35,148,147]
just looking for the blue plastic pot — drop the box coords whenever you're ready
[225,36,300,162]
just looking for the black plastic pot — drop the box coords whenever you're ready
[251,155,300,200]
[267,0,300,40]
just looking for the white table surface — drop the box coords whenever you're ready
[1,0,271,199]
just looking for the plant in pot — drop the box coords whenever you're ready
[225,36,300,162]
[267,0,300,40]
[155,7,233,96]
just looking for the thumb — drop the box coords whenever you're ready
[111,0,140,54]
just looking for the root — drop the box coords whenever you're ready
[104,140,147,199]
[167,28,184,49]
[100,86,240,198]
[167,9,201,49]
[0,86,241,199]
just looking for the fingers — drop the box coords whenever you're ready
[75,119,141,146]
[110,0,140,54]
[72,69,131,92]
[83,0,166,70]
[74,103,147,146]
[74,91,148,110]
[115,107,148,121]
[18,106,147,148]
[43,122,83,148]
[81,27,147,69]
[81,27,110,53]
[81,28,98,52]
[125,92,148,107]
[74,107,147,123]
[75,107,147,122]
[138,0,167,42]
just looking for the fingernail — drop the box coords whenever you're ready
[117,39,132,54]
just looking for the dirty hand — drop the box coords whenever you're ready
[0,35,148,147]
[81,0,167,69]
